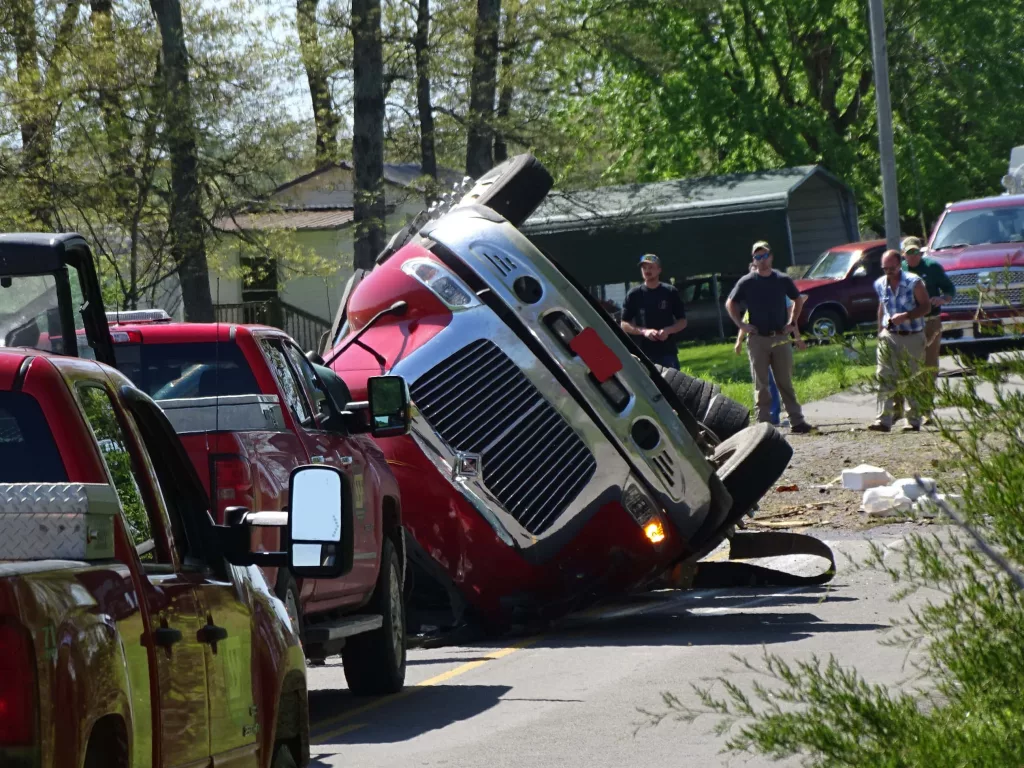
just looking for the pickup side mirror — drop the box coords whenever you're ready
[367,375,411,438]
[852,265,868,278]
[287,465,354,579]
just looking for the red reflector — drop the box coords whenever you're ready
[212,456,254,523]
[0,623,35,746]
[569,327,624,383]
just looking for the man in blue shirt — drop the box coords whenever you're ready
[868,249,932,432]
[621,253,688,369]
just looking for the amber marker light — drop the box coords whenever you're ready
[644,519,666,544]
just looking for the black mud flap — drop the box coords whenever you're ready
[691,531,836,588]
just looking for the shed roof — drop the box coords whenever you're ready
[522,165,848,235]
[214,208,356,232]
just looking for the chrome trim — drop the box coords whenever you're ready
[423,207,714,511]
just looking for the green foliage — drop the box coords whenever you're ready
[643,352,1024,766]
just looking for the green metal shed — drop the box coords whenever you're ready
[521,165,859,287]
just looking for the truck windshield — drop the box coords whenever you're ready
[0,391,67,482]
[931,204,1024,250]
[115,342,260,400]
[803,249,860,280]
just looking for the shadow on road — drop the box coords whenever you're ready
[309,683,511,747]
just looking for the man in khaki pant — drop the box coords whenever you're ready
[726,241,814,434]
[869,250,932,432]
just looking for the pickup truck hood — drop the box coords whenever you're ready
[793,277,838,292]
[929,244,1024,271]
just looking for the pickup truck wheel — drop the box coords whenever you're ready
[341,538,406,695]
[809,309,844,341]
[275,573,304,645]
[271,744,298,768]
[655,365,750,440]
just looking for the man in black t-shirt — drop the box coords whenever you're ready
[620,253,687,369]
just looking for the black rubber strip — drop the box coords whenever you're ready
[12,355,34,390]
[691,531,836,588]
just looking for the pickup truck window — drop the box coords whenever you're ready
[283,340,331,420]
[76,383,165,561]
[115,342,260,400]
[932,204,1024,250]
[259,338,314,425]
[0,391,67,482]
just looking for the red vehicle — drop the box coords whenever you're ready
[0,345,350,768]
[320,155,828,633]
[105,313,411,694]
[925,193,1024,360]
[794,240,887,340]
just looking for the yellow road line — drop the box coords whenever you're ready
[703,547,731,563]
[311,636,538,744]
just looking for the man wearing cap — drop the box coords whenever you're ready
[900,236,955,423]
[726,240,814,433]
[869,249,932,432]
[621,253,688,369]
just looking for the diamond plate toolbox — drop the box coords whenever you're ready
[0,483,119,561]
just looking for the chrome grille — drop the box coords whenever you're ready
[946,268,1024,308]
[410,339,596,535]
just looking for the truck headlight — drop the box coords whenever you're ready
[402,258,478,309]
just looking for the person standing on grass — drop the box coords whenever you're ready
[726,241,814,434]
[621,253,688,370]
[869,249,932,432]
[901,235,955,424]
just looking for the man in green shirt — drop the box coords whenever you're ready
[900,236,955,422]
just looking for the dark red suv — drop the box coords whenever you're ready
[794,240,886,339]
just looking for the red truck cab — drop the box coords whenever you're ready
[0,347,348,768]
[106,317,409,693]
[794,240,887,340]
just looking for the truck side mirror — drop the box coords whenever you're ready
[287,465,354,579]
[367,375,411,438]
[852,265,868,278]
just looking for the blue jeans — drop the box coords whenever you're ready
[650,350,680,370]
[768,367,781,425]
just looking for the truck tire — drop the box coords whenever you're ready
[655,365,750,440]
[275,572,305,646]
[462,153,554,227]
[271,744,298,768]
[713,423,793,520]
[809,308,844,341]
[341,538,406,695]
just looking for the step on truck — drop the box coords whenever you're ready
[0,234,355,767]
[320,154,835,633]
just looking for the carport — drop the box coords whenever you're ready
[521,165,860,287]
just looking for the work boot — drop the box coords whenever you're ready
[867,420,891,433]
[790,422,814,434]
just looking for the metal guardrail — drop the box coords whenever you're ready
[215,299,330,352]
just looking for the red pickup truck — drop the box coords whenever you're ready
[0,344,350,768]
[106,316,410,693]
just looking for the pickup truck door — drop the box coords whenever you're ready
[74,381,214,768]
[846,247,885,325]
[257,337,376,602]
[116,384,262,768]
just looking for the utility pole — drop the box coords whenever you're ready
[868,0,900,250]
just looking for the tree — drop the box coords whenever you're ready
[150,0,215,321]
[413,0,438,201]
[296,0,341,166]
[465,0,500,177]
[352,0,386,269]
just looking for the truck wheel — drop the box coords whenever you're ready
[809,309,844,341]
[341,538,406,695]
[271,744,298,768]
[275,572,305,645]
[713,423,793,520]
[655,365,750,440]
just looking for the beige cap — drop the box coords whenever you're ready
[751,240,772,255]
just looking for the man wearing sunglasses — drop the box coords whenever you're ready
[869,249,932,432]
[726,240,814,434]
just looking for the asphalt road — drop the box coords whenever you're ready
[305,528,931,767]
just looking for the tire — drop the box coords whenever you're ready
[809,308,845,341]
[713,423,793,520]
[341,538,407,695]
[275,572,305,646]
[271,743,298,768]
[655,365,750,440]
[461,153,554,226]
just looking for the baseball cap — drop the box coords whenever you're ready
[638,253,661,266]
[901,236,923,253]
[751,240,772,256]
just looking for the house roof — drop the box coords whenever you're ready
[214,208,356,232]
[270,160,464,198]
[521,165,848,235]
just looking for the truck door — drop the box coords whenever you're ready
[74,381,213,768]
[847,247,885,325]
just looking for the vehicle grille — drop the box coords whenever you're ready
[947,268,1024,308]
[410,338,597,535]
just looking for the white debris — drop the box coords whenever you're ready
[914,493,963,519]
[861,486,914,517]
[842,464,895,491]
[890,477,937,501]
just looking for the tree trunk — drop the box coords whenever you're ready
[296,0,340,166]
[90,0,135,208]
[492,8,514,164]
[351,0,386,270]
[414,0,438,203]
[465,0,500,178]
[150,0,215,322]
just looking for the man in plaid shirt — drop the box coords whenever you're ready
[868,249,932,432]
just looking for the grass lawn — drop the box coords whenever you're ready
[675,338,878,410]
